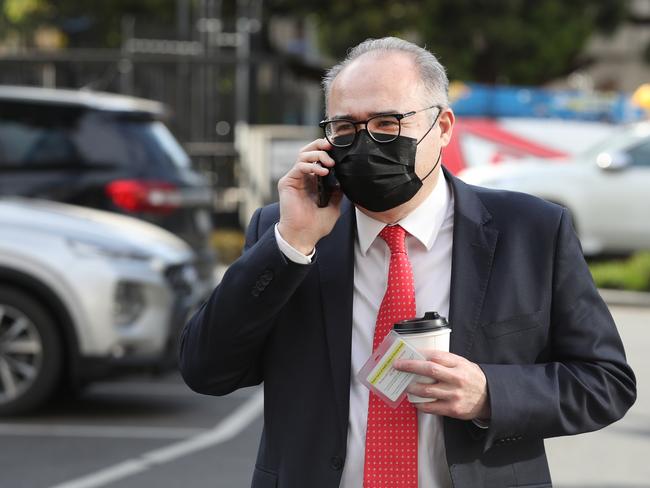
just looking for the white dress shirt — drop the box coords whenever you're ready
[276,172,454,487]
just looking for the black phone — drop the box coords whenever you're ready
[317,168,339,208]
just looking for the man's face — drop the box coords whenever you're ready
[327,52,453,190]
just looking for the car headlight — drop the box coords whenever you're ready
[67,238,153,262]
[114,281,146,326]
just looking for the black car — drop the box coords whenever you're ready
[0,85,215,280]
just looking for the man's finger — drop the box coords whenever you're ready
[288,161,330,178]
[298,150,335,167]
[394,359,456,384]
[412,399,452,416]
[417,349,461,367]
[406,382,454,401]
[299,138,332,153]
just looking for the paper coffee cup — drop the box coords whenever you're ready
[393,312,451,403]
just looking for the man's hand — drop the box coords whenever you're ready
[277,138,342,255]
[394,350,491,421]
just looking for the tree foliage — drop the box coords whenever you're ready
[0,0,176,47]
[270,0,628,84]
[0,0,629,84]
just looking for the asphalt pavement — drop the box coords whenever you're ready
[0,377,263,488]
[0,304,648,488]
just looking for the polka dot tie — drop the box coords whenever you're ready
[363,225,418,487]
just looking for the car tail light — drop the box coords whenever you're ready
[106,180,182,214]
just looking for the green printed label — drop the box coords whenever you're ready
[364,337,421,402]
[369,341,405,385]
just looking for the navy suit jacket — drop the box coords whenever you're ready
[180,169,636,488]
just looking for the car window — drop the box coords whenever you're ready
[72,112,136,168]
[112,120,191,170]
[151,122,191,169]
[0,102,83,167]
[0,102,188,173]
[73,115,189,171]
[626,139,650,167]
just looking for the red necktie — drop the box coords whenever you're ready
[363,225,418,487]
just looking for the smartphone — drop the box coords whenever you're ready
[317,169,339,208]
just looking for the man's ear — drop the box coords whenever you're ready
[438,108,455,147]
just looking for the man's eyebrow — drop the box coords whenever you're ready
[329,110,401,121]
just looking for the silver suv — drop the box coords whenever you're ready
[460,122,650,256]
[0,198,211,415]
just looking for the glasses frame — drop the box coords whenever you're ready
[319,105,441,148]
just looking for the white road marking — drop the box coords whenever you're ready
[48,388,264,488]
[86,378,255,399]
[87,381,197,397]
[0,423,204,440]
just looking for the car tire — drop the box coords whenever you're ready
[0,285,63,416]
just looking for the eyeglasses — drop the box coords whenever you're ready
[319,105,441,148]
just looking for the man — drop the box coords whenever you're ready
[180,37,636,487]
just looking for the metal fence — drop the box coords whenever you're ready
[0,4,324,226]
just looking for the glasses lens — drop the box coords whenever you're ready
[327,121,356,147]
[368,115,400,143]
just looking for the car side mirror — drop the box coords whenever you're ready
[596,151,631,171]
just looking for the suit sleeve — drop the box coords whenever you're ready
[480,209,637,450]
[178,206,314,395]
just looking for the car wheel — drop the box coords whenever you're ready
[0,286,63,415]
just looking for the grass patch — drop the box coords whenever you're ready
[209,230,650,292]
[589,252,650,292]
[211,229,246,265]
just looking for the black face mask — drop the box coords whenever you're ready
[329,118,441,212]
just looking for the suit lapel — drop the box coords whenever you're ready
[317,199,356,441]
[446,170,499,357]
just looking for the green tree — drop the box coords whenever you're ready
[271,0,628,84]
[0,0,176,47]
[1,0,629,85]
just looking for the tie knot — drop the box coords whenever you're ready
[379,225,407,255]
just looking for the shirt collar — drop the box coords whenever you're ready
[355,171,451,255]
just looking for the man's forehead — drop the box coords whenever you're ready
[327,96,421,120]
[334,53,417,88]
[327,55,423,118]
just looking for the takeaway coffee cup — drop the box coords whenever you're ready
[393,311,451,403]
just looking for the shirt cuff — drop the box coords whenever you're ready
[274,223,315,265]
[472,418,490,429]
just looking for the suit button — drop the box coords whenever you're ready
[329,456,344,470]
